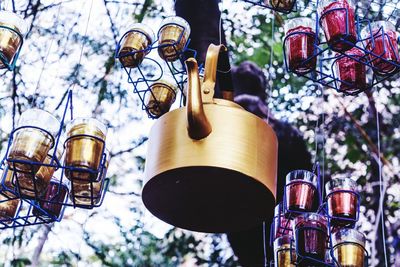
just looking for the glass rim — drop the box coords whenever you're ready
[66,117,108,138]
[159,16,191,39]
[317,0,355,13]
[18,108,60,136]
[286,169,318,186]
[361,20,397,39]
[284,17,316,35]
[294,213,327,228]
[332,228,366,248]
[150,79,179,94]
[273,235,294,250]
[0,11,28,35]
[326,177,357,194]
[126,23,155,44]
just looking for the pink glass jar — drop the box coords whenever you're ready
[272,203,293,241]
[285,170,318,214]
[294,213,328,265]
[326,177,358,225]
[332,228,366,267]
[274,235,296,267]
[318,0,357,52]
[284,18,317,74]
[334,47,367,94]
[361,21,399,75]
[33,179,68,218]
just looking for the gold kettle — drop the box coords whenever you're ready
[142,44,278,233]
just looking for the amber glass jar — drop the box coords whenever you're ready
[65,118,107,182]
[146,77,178,118]
[332,228,366,267]
[285,170,318,214]
[8,109,60,173]
[0,11,27,69]
[158,16,191,62]
[33,179,68,218]
[118,23,155,68]
[274,235,296,267]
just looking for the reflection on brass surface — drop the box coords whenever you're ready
[119,31,151,68]
[65,123,105,181]
[0,23,21,68]
[146,82,177,118]
[0,193,19,224]
[334,243,365,267]
[143,44,278,232]
[275,246,296,267]
[8,129,53,173]
[158,25,187,61]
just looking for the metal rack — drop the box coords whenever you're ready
[282,0,400,95]
[115,24,197,119]
[0,90,110,229]
[271,164,369,266]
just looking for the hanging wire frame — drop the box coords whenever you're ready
[271,163,369,266]
[0,90,110,228]
[115,23,198,119]
[242,0,298,14]
[282,0,400,95]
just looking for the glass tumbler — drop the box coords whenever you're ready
[318,0,357,51]
[33,178,68,218]
[334,47,367,94]
[8,109,60,173]
[332,228,366,267]
[326,177,358,225]
[294,213,328,265]
[284,17,317,74]
[158,16,191,62]
[118,23,155,68]
[0,11,27,68]
[274,235,296,267]
[285,170,318,214]
[146,76,178,118]
[64,118,107,182]
[361,21,399,75]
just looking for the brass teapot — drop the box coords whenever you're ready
[142,44,278,233]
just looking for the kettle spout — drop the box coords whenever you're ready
[185,58,212,140]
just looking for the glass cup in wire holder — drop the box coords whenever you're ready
[274,235,296,267]
[0,11,28,70]
[145,75,179,118]
[7,108,60,175]
[117,23,155,68]
[64,118,107,183]
[331,228,367,267]
[69,151,110,208]
[157,16,191,62]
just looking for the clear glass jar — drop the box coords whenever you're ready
[70,151,109,206]
[332,228,366,267]
[326,177,358,224]
[8,109,60,173]
[294,213,328,264]
[0,11,28,69]
[65,118,107,182]
[284,18,317,74]
[361,21,399,75]
[285,170,318,214]
[267,0,295,12]
[146,76,178,118]
[33,178,68,218]
[273,235,296,267]
[157,16,191,62]
[334,47,367,93]
[118,23,155,68]
[318,0,357,51]
[17,144,64,199]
